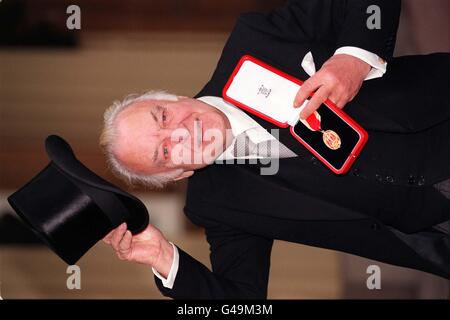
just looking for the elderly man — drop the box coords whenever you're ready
[101,0,450,298]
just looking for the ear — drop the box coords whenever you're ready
[173,170,194,181]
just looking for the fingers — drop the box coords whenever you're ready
[110,223,127,251]
[295,53,367,114]
[333,97,348,109]
[294,77,320,108]
[116,230,132,260]
[118,230,132,253]
[102,229,115,244]
[103,223,134,261]
[299,86,330,120]
[329,91,348,109]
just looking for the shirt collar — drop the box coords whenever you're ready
[196,96,277,160]
[196,96,259,138]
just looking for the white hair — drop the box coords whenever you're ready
[100,90,183,189]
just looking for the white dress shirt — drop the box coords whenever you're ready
[152,48,387,289]
[198,96,285,160]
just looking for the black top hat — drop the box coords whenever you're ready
[7,135,149,265]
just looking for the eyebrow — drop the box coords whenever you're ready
[149,106,163,165]
[150,109,158,123]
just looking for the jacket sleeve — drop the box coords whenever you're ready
[263,0,400,61]
[154,210,273,299]
[336,0,400,61]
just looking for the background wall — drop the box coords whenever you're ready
[0,0,449,299]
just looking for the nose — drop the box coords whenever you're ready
[159,126,190,144]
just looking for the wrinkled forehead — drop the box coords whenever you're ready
[118,100,156,118]
[112,101,160,170]
[115,102,152,133]
[115,98,172,131]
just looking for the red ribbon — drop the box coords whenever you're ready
[305,112,321,131]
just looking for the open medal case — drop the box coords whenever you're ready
[222,55,368,174]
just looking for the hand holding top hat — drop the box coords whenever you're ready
[103,221,174,279]
[7,135,149,265]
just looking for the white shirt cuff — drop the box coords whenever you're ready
[152,242,179,289]
[334,46,387,80]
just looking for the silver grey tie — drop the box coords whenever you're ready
[232,132,297,158]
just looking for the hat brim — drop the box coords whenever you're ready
[45,135,149,234]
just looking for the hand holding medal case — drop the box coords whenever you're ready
[222,55,369,174]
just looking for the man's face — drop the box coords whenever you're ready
[113,98,232,176]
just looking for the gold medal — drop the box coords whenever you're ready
[300,111,341,150]
[320,129,341,150]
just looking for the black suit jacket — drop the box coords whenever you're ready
[155,0,450,298]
